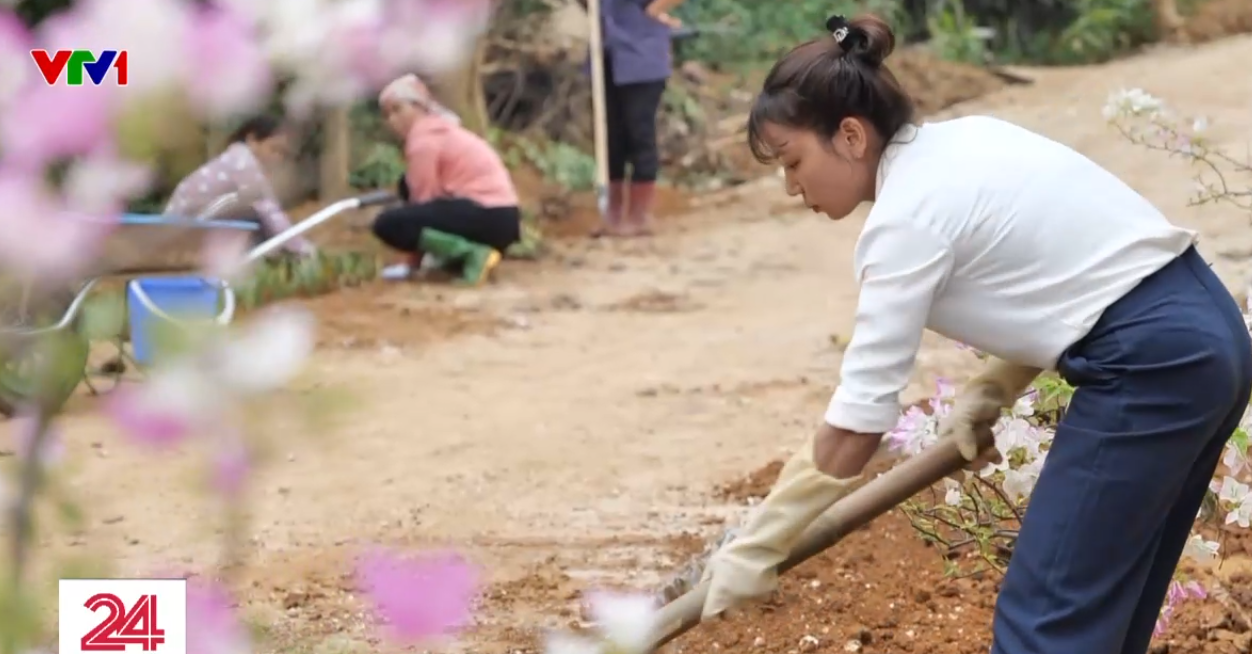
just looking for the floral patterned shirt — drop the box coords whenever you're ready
[164,142,313,254]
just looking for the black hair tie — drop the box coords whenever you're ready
[825,14,866,53]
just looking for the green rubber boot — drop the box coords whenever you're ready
[418,229,502,286]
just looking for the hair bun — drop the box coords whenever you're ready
[825,14,896,68]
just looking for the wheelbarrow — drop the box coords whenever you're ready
[0,189,397,416]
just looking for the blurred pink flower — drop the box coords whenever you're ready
[200,229,254,282]
[37,0,193,96]
[105,308,314,449]
[211,432,251,498]
[62,146,153,215]
[185,4,272,117]
[12,407,65,466]
[0,84,112,167]
[267,0,391,112]
[0,168,115,279]
[105,381,199,449]
[928,377,955,415]
[327,13,391,89]
[375,0,492,76]
[1155,578,1207,637]
[357,548,480,642]
[186,581,250,654]
[202,0,491,111]
[0,8,32,106]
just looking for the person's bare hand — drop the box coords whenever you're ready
[646,2,682,28]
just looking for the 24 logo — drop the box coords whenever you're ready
[80,593,164,651]
[59,579,187,654]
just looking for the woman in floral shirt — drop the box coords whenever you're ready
[165,115,315,256]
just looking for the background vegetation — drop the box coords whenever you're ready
[8,0,1205,210]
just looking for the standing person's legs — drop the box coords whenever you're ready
[618,79,667,236]
[990,248,1252,654]
[1116,251,1252,654]
[594,56,630,238]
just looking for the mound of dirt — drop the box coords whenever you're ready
[662,456,1252,654]
[715,460,784,503]
[666,511,997,654]
[892,49,1009,115]
[1182,0,1252,43]
[295,282,502,349]
[664,510,1252,654]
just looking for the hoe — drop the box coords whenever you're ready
[642,437,973,650]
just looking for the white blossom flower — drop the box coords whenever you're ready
[1223,439,1248,477]
[942,478,962,506]
[587,591,657,654]
[1181,534,1219,563]
[1102,88,1166,121]
[544,632,603,654]
[1002,453,1046,503]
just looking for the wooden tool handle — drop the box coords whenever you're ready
[586,0,610,214]
[648,438,970,650]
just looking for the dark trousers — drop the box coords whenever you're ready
[991,247,1252,654]
[371,198,521,253]
[604,56,666,182]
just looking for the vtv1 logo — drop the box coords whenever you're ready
[60,579,187,654]
[31,49,129,86]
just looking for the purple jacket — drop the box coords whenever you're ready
[601,0,672,85]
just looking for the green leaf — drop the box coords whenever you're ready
[79,292,126,340]
[0,577,44,653]
[1232,428,1249,455]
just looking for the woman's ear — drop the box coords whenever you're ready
[836,118,870,160]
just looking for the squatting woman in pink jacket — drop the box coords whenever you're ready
[372,74,521,286]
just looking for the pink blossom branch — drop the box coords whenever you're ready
[7,404,51,589]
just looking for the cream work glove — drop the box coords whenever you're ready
[939,358,1042,461]
[700,433,860,619]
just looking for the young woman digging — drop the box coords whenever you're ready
[699,14,1252,654]
[372,74,521,286]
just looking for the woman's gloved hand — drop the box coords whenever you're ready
[396,174,410,203]
[939,358,1042,462]
[700,433,861,618]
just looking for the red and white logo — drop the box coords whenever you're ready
[59,579,187,654]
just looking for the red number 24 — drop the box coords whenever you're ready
[80,593,165,651]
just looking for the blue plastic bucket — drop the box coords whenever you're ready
[127,276,223,365]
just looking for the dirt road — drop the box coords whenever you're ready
[5,34,1252,654]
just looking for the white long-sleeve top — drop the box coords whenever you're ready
[825,116,1197,434]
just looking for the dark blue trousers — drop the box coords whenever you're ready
[991,247,1252,654]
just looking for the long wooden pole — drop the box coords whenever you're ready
[587,0,610,218]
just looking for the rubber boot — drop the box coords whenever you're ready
[591,181,626,238]
[625,181,656,236]
[418,229,501,286]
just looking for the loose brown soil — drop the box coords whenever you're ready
[1182,0,1252,43]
